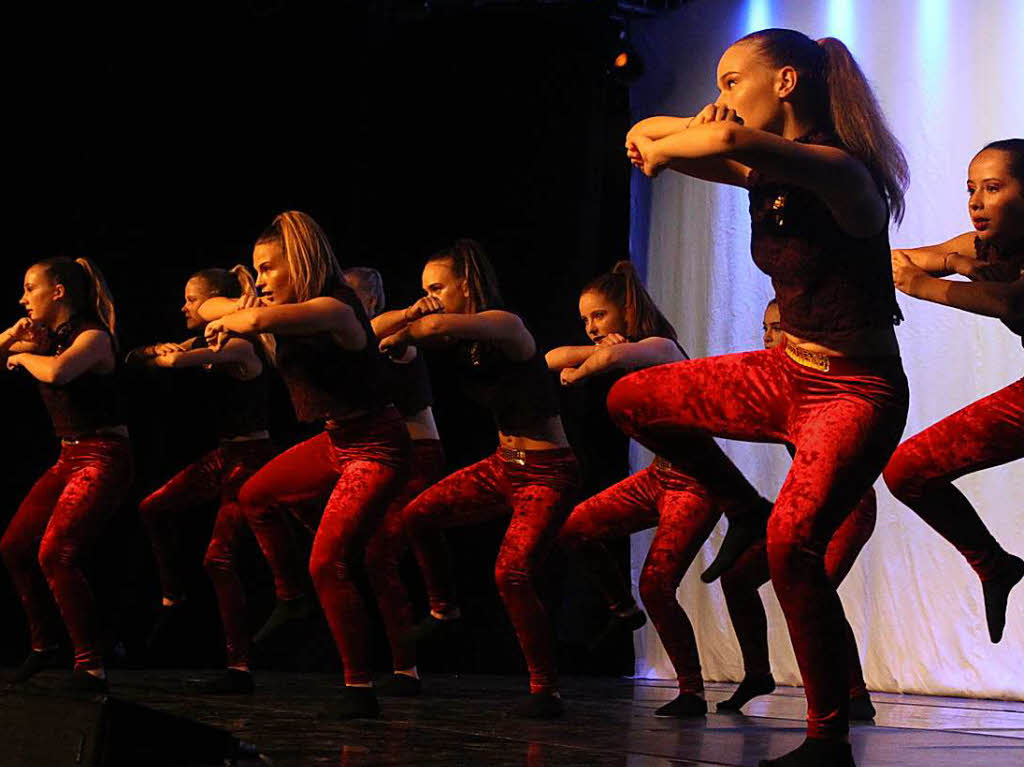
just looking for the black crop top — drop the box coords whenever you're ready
[274,284,393,422]
[193,334,271,438]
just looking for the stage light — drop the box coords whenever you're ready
[608,28,643,85]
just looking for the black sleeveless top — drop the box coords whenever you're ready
[748,131,903,342]
[193,334,270,438]
[975,236,1024,349]
[37,317,124,439]
[381,349,433,418]
[273,284,393,422]
[455,337,560,434]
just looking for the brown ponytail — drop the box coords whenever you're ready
[583,260,678,341]
[428,238,503,313]
[738,29,909,223]
[37,257,118,348]
[191,264,256,300]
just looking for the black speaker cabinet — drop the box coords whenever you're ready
[0,690,248,766]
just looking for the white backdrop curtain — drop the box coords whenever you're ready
[626,0,1024,699]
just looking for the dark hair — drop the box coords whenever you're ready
[979,138,1024,189]
[36,257,117,343]
[428,239,503,313]
[582,260,678,342]
[190,265,256,300]
[765,297,778,311]
[343,267,385,315]
[737,28,909,223]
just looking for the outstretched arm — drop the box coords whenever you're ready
[205,297,366,351]
[370,296,445,339]
[545,345,598,371]
[381,310,535,361]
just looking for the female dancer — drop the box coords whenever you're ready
[203,211,409,718]
[1,257,132,692]
[379,239,578,718]
[885,138,1024,644]
[623,29,909,766]
[553,261,727,717]
[129,265,276,693]
[717,298,877,720]
[342,266,446,695]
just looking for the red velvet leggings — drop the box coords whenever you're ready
[560,458,720,694]
[607,342,908,740]
[1,436,134,669]
[365,438,446,671]
[138,438,278,668]
[238,410,409,685]
[401,448,579,694]
[722,481,876,699]
[884,377,1024,581]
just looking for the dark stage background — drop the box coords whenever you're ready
[2,1,635,678]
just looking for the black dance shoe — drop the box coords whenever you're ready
[588,608,648,654]
[4,647,62,684]
[376,673,422,697]
[759,738,855,767]
[716,673,776,712]
[253,594,314,645]
[654,693,708,717]
[185,669,255,695]
[701,498,772,583]
[848,692,876,721]
[69,668,109,694]
[508,691,563,719]
[982,554,1024,643]
[404,614,463,645]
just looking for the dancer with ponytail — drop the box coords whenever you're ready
[1,257,132,692]
[380,239,578,718]
[342,266,446,696]
[203,212,409,717]
[552,261,727,717]
[717,298,877,720]
[623,29,909,766]
[128,265,276,693]
[886,138,1024,644]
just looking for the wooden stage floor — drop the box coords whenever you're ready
[4,671,1023,766]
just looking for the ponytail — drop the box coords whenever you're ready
[583,260,678,341]
[738,29,908,224]
[343,267,386,316]
[256,211,343,302]
[38,257,118,348]
[429,238,503,313]
[191,264,256,300]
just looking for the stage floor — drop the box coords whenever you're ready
[6,670,1024,766]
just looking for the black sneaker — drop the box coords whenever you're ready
[849,692,876,721]
[318,686,380,720]
[145,600,188,652]
[759,738,855,767]
[701,499,772,583]
[253,595,314,645]
[376,673,422,697]
[404,614,462,645]
[69,668,108,694]
[654,693,707,717]
[716,673,776,712]
[508,691,563,719]
[185,669,254,695]
[588,608,647,654]
[4,647,62,684]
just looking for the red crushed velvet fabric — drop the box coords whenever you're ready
[722,485,877,698]
[364,438,446,671]
[559,459,720,694]
[238,409,409,685]
[401,448,579,694]
[1,436,134,669]
[884,377,1024,581]
[607,342,908,740]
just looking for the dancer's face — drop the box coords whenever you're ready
[967,149,1024,246]
[422,259,469,314]
[579,290,626,343]
[181,277,213,331]
[253,240,296,305]
[714,40,786,133]
[762,302,782,350]
[343,275,378,318]
[19,265,61,327]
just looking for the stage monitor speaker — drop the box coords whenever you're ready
[0,689,254,766]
